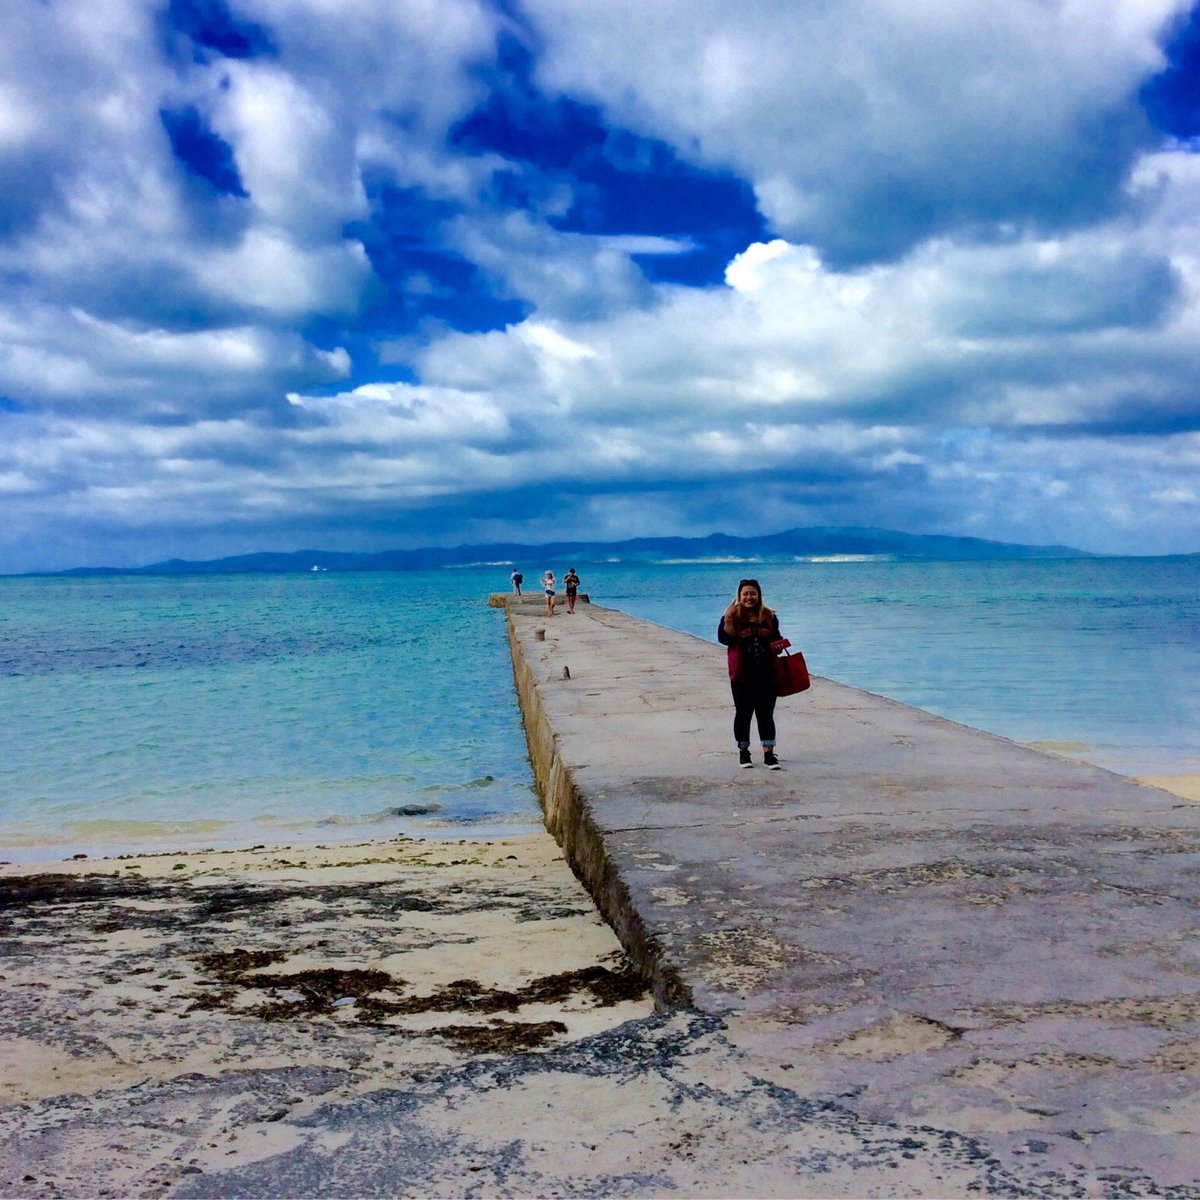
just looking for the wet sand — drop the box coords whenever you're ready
[1136,774,1200,802]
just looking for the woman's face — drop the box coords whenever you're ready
[738,584,760,609]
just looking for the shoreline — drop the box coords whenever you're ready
[4,762,1196,869]
[0,810,547,869]
[1133,773,1200,802]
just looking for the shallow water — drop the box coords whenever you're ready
[0,571,540,860]
[2,556,1196,861]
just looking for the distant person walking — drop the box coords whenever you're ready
[564,567,580,613]
[542,570,556,617]
[717,578,783,769]
[511,568,523,595]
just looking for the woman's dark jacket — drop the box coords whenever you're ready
[717,609,781,685]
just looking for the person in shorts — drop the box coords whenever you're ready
[563,567,580,613]
[542,570,556,617]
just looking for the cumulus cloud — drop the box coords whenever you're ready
[0,301,351,418]
[333,147,1200,551]
[523,0,1189,262]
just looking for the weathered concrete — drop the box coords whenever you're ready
[502,596,1200,1193]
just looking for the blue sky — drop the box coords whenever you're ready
[2,0,1200,571]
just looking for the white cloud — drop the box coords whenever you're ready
[447,210,656,320]
[723,240,791,292]
[242,0,496,121]
[0,301,351,414]
[287,381,511,447]
[0,0,500,426]
[192,229,372,317]
[523,0,1189,259]
[209,61,365,237]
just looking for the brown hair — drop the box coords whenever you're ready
[726,578,775,633]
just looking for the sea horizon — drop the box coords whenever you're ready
[14,521,1198,581]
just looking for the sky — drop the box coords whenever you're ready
[2,0,1200,572]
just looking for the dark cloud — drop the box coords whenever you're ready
[0,145,61,238]
[937,248,1182,337]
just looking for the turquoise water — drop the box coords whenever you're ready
[0,571,540,861]
[2,557,1197,862]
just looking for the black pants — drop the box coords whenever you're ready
[731,678,777,747]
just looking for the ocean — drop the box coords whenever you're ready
[1,556,1197,863]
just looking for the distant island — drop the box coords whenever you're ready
[56,526,1098,576]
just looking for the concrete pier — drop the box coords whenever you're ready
[500,594,1200,1192]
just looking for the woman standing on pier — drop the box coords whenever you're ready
[718,579,782,769]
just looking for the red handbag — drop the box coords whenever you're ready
[771,639,811,696]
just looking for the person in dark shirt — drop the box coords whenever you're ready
[717,578,783,769]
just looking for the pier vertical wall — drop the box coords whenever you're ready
[504,607,691,1007]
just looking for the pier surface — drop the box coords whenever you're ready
[501,594,1200,1194]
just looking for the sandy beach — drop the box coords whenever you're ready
[1135,774,1200,802]
[0,833,653,1196]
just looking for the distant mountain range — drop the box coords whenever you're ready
[58,526,1098,575]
